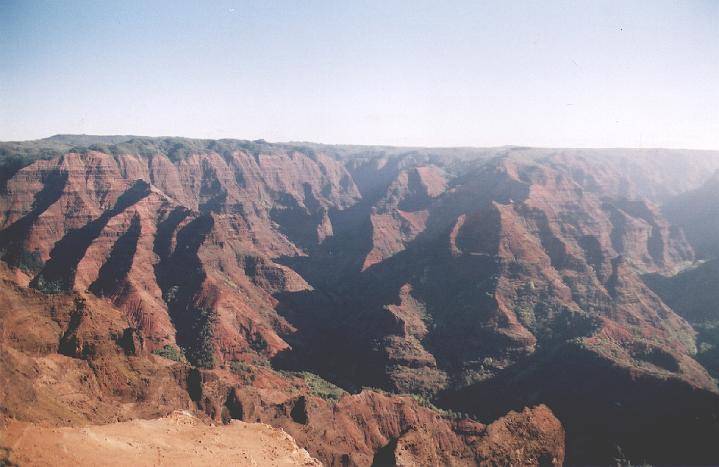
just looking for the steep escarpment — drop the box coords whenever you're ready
[274,154,710,397]
[443,341,719,465]
[0,262,564,466]
[260,147,719,464]
[176,362,564,466]
[644,170,719,383]
[663,170,719,259]
[0,144,356,364]
[3,136,719,465]
[644,258,719,380]
[0,264,193,425]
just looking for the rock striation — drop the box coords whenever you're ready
[3,136,719,464]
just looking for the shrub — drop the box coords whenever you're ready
[278,370,347,401]
[152,344,182,362]
[16,249,44,274]
[230,360,251,373]
[186,306,216,369]
[34,276,63,294]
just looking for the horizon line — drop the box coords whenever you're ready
[2,133,719,153]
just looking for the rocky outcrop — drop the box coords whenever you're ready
[188,365,564,467]
[444,341,719,465]
[0,263,193,425]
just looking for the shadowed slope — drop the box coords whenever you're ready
[31,180,151,292]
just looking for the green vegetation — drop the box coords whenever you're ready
[152,344,183,362]
[34,276,63,294]
[229,358,270,377]
[186,306,216,369]
[228,359,271,385]
[278,370,348,401]
[0,135,332,198]
[0,135,131,189]
[230,360,252,374]
[0,248,45,275]
[0,141,66,193]
[15,249,44,274]
[359,386,473,419]
[405,392,453,415]
[0,135,321,170]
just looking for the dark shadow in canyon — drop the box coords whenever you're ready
[154,211,217,368]
[30,179,151,292]
[438,343,719,465]
[0,169,68,272]
[89,214,142,297]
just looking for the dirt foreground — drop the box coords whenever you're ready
[1,411,321,466]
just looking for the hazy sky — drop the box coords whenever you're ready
[1,0,718,148]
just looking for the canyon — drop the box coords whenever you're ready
[2,135,719,465]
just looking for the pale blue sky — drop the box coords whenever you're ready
[1,0,718,148]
